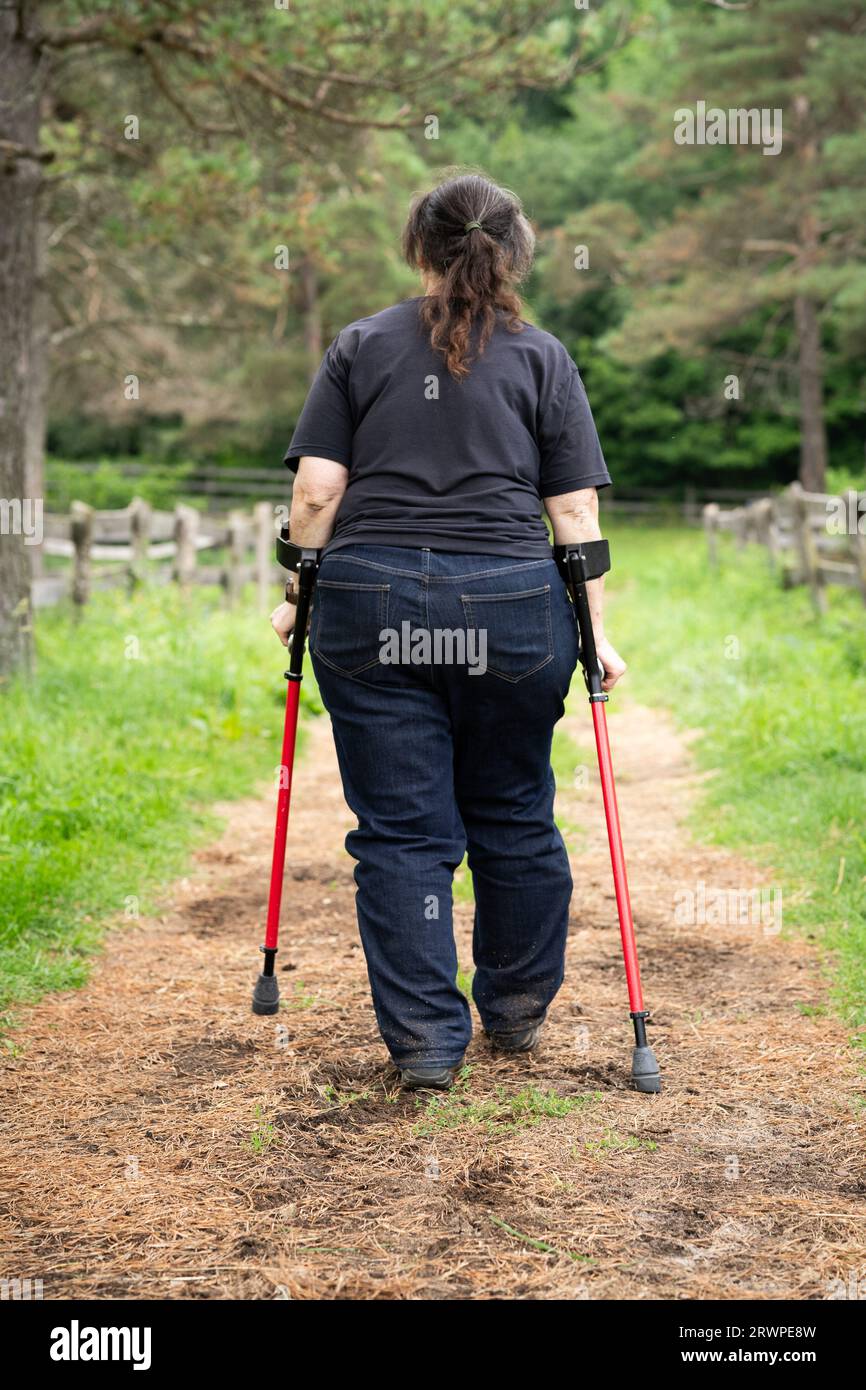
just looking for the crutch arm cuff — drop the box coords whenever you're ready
[275,525,323,576]
[553,538,611,584]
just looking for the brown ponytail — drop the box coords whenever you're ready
[402,172,535,382]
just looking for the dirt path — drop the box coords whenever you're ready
[1,700,863,1300]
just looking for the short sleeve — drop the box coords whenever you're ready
[538,363,611,498]
[283,334,353,474]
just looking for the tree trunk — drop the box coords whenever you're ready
[794,106,828,495]
[299,256,322,384]
[795,291,828,494]
[25,218,50,580]
[0,1,43,677]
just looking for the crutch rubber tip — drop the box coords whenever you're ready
[252,973,280,1015]
[631,1045,662,1093]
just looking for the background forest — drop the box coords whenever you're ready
[6,0,861,530]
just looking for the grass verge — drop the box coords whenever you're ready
[0,586,319,1022]
[604,521,866,1034]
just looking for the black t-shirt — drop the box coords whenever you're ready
[284,297,611,557]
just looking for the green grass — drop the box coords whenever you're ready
[550,725,587,789]
[0,585,319,1022]
[248,1103,277,1154]
[452,853,475,905]
[412,1076,601,1137]
[583,1127,658,1155]
[321,1085,373,1107]
[604,521,866,1033]
[551,725,590,845]
[487,1213,595,1264]
[456,964,475,998]
[280,980,317,1011]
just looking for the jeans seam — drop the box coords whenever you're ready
[321,555,425,579]
[423,550,434,687]
[317,580,389,591]
[429,561,551,582]
[459,584,550,604]
[321,554,554,582]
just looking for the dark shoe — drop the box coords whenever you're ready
[487,1019,545,1053]
[399,1064,458,1091]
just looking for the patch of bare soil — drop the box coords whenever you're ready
[1,702,863,1300]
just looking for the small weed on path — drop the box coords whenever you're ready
[413,1074,601,1137]
[248,1104,277,1155]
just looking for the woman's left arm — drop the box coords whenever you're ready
[270,456,348,646]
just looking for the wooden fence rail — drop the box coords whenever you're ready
[48,463,772,515]
[35,498,284,612]
[703,482,866,614]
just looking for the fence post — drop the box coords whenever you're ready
[173,504,199,592]
[128,496,152,591]
[222,509,247,607]
[733,507,747,551]
[703,503,719,567]
[848,488,866,608]
[70,501,94,612]
[790,482,825,614]
[755,497,775,571]
[254,502,273,614]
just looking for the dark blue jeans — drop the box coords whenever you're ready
[309,544,579,1069]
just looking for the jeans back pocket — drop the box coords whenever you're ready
[460,584,553,682]
[313,581,390,677]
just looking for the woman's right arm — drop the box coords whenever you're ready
[270,456,348,647]
[543,486,626,692]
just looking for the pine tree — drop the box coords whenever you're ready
[604,0,866,492]
[0,0,583,676]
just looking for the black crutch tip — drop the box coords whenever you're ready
[252,973,281,1015]
[631,1044,662,1094]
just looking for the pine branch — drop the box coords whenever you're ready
[0,137,54,166]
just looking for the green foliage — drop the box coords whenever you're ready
[0,587,319,1018]
[40,2,866,486]
[46,458,195,511]
[42,0,586,458]
[440,2,866,492]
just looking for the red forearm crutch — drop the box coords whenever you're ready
[556,539,661,1093]
[252,531,321,1015]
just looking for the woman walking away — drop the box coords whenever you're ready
[271,172,625,1091]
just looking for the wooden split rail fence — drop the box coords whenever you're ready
[703,482,866,613]
[36,498,283,612]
